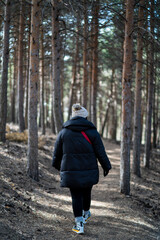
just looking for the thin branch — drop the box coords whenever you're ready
[130,26,160,46]
[139,27,160,45]
[101,5,126,22]
[0,15,5,21]
[1,0,6,5]
[24,0,33,5]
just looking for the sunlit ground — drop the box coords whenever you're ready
[0,136,160,239]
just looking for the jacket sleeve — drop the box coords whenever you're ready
[92,130,112,171]
[52,131,63,171]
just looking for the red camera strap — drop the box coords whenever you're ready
[81,131,92,145]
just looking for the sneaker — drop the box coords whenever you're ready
[83,211,91,224]
[72,221,84,234]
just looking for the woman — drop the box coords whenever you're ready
[52,104,111,234]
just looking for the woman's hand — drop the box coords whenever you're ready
[103,169,109,177]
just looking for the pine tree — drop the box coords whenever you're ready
[18,0,25,132]
[51,0,63,133]
[132,0,145,177]
[0,0,11,142]
[40,10,45,135]
[120,0,134,195]
[82,0,88,109]
[144,0,155,168]
[68,16,80,120]
[27,0,40,181]
[91,0,99,127]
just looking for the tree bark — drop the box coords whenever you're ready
[18,0,25,132]
[40,13,45,135]
[152,78,156,148]
[143,0,154,168]
[27,0,40,181]
[60,55,64,116]
[153,53,158,148]
[0,0,11,142]
[51,71,56,134]
[51,0,63,133]
[68,17,80,120]
[101,101,110,138]
[108,68,117,140]
[82,0,88,109]
[25,7,31,129]
[88,18,94,121]
[132,0,145,177]
[91,0,99,127]
[11,43,17,123]
[120,0,134,195]
[8,58,13,122]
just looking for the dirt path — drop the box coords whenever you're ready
[0,136,160,240]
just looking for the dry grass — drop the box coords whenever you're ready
[6,124,46,149]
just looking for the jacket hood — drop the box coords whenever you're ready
[63,116,96,132]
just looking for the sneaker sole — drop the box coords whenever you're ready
[72,229,84,234]
[83,216,91,224]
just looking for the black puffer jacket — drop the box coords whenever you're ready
[52,117,111,188]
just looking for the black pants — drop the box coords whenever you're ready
[70,187,92,218]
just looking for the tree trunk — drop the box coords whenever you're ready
[88,19,94,121]
[45,78,50,128]
[120,0,134,195]
[60,55,64,116]
[152,79,156,148]
[101,101,110,138]
[51,71,56,134]
[51,0,63,133]
[0,0,11,142]
[108,68,117,140]
[18,0,25,132]
[68,17,80,120]
[40,13,45,135]
[153,53,158,148]
[27,0,40,181]
[8,58,13,122]
[82,0,88,109]
[25,7,31,129]
[143,0,154,168]
[99,98,103,129]
[132,0,145,177]
[91,0,99,127]
[11,43,17,123]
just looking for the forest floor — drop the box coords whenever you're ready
[0,125,160,240]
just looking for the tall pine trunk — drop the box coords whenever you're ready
[109,68,117,140]
[88,18,94,120]
[27,0,40,181]
[132,0,145,177]
[91,0,99,127]
[25,7,31,129]
[68,17,80,120]
[101,101,110,138]
[40,13,45,135]
[153,53,158,148]
[82,0,88,109]
[11,42,18,123]
[60,56,64,115]
[51,0,63,133]
[0,0,11,142]
[18,0,25,132]
[144,0,154,168]
[120,0,134,195]
[51,70,56,134]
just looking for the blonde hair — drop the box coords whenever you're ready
[71,103,88,118]
[72,104,82,111]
